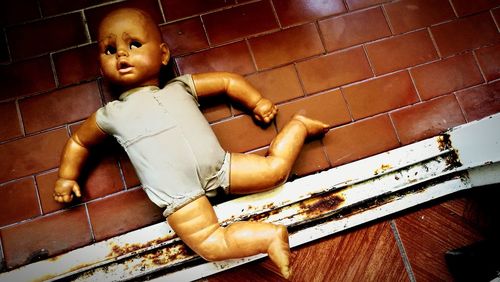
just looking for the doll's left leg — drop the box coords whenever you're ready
[229,115,328,194]
[168,196,291,278]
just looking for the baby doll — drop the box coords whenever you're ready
[53,8,329,279]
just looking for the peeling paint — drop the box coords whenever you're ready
[443,150,463,172]
[107,234,176,258]
[298,192,345,218]
[140,242,194,267]
[437,134,452,151]
[374,164,392,175]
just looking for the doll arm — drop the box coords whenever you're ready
[53,113,109,203]
[192,72,277,123]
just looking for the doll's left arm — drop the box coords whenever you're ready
[192,72,277,123]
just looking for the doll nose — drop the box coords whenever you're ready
[116,48,128,57]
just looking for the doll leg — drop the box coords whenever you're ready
[230,114,329,194]
[168,196,291,278]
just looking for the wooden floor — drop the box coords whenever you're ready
[206,184,500,281]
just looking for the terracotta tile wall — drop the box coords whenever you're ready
[0,0,499,276]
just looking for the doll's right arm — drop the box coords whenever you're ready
[53,113,109,203]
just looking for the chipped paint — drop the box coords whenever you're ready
[374,164,393,175]
[437,134,452,151]
[107,234,176,258]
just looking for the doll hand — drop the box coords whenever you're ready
[53,178,81,203]
[253,98,277,124]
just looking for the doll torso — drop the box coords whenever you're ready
[95,75,226,215]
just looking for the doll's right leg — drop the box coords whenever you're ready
[168,196,291,278]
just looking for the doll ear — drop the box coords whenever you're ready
[160,43,170,66]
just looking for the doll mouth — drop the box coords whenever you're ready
[117,61,133,74]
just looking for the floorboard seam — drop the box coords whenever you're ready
[390,220,416,282]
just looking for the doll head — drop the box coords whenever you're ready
[97,8,170,89]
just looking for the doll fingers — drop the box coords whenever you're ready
[54,194,69,203]
[264,116,272,123]
[62,194,73,202]
[264,110,277,123]
[53,190,73,202]
[53,194,62,202]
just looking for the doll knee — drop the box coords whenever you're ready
[188,227,226,261]
[197,248,222,262]
[194,245,218,261]
[267,158,291,187]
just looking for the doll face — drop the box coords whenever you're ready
[98,9,169,88]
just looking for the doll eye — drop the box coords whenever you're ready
[130,41,142,49]
[104,45,116,55]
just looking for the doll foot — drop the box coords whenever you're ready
[293,114,329,137]
[268,225,292,279]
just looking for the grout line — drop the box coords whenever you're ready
[170,57,180,77]
[427,27,442,59]
[49,53,60,88]
[163,0,260,25]
[314,20,328,55]
[84,204,96,242]
[362,44,376,77]
[491,9,500,32]
[2,8,90,29]
[489,76,500,84]
[342,0,349,12]
[0,201,81,230]
[322,112,388,132]
[268,0,282,29]
[448,0,459,18]
[407,69,423,102]
[0,175,38,188]
[14,99,26,136]
[31,175,44,216]
[199,15,212,47]
[33,168,58,179]
[47,41,97,56]
[245,39,259,73]
[1,27,12,65]
[271,88,334,108]
[292,63,308,97]
[451,93,469,123]
[80,10,92,43]
[115,157,129,191]
[390,220,417,282]
[47,0,126,20]
[453,91,470,123]
[338,88,355,122]
[388,113,402,145]
[472,48,488,83]
[67,187,143,209]
[157,0,167,23]
[0,235,4,272]
[381,3,395,35]
[176,1,276,48]
[319,138,333,168]
[35,0,43,18]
